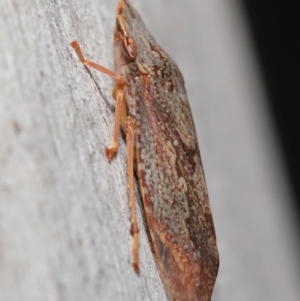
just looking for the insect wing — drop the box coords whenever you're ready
[135,76,219,301]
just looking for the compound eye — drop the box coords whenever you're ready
[122,36,137,62]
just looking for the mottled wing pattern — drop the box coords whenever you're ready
[135,76,219,301]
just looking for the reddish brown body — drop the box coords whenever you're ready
[70,1,219,300]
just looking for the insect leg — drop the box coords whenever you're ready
[104,89,126,161]
[70,41,124,83]
[70,40,126,161]
[70,40,139,272]
[125,116,139,273]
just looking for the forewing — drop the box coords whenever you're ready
[135,76,219,301]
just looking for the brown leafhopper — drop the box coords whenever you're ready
[70,0,219,300]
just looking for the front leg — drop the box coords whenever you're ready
[70,41,124,83]
[105,89,126,161]
[70,41,126,161]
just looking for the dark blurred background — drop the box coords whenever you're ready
[241,2,300,216]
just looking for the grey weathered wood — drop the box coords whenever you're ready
[0,1,299,301]
[0,1,166,300]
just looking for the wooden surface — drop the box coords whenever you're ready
[0,1,299,301]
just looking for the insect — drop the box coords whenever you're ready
[70,0,219,300]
